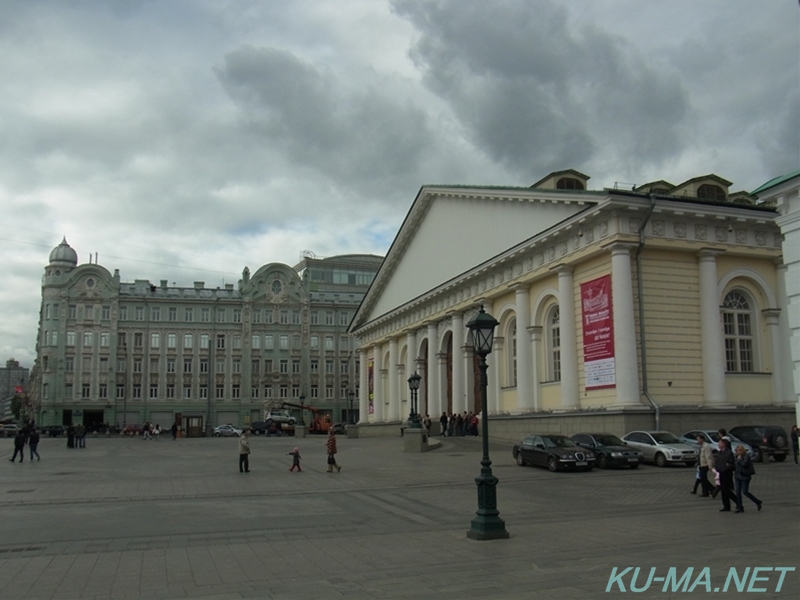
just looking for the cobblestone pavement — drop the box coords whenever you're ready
[0,432,797,599]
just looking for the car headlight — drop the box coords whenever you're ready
[611,452,623,457]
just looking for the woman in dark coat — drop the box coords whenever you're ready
[66,424,75,449]
[714,438,735,512]
[734,445,762,513]
[326,430,341,473]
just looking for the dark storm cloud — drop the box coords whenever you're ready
[392,0,688,177]
[215,45,437,195]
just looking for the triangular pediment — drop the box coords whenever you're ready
[352,185,593,329]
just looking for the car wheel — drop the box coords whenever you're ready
[516,453,526,467]
[214,432,220,437]
[773,454,787,462]
[751,446,763,462]
[597,454,608,469]
[655,453,667,468]
[547,456,558,472]
[771,434,787,449]
[629,463,639,469]
[288,419,296,426]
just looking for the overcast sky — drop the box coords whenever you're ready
[1,0,798,367]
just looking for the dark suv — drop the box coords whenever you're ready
[728,426,789,463]
[250,421,269,435]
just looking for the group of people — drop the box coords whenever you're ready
[141,422,163,440]
[237,427,342,474]
[66,424,87,449]
[437,411,479,437]
[691,428,761,513]
[9,421,39,462]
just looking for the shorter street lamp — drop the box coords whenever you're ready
[348,391,355,425]
[407,372,422,428]
[466,305,509,540]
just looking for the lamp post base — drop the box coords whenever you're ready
[467,470,509,540]
[467,517,510,540]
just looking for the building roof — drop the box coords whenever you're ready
[751,169,800,196]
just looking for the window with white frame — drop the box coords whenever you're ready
[168,333,177,349]
[722,290,755,372]
[83,331,93,347]
[151,306,161,321]
[280,335,289,350]
[67,331,76,346]
[252,335,261,349]
[100,332,110,347]
[184,333,193,349]
[151,332,160,349]
[547,306,561,382]
[310,335,319,350]
[507,319,517,387]
[233,309,241,323]
[325,336,334,351]
[265,335,274,350]
[169,307,177,322]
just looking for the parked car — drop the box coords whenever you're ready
[680,430,752,456]
[621,431,698,467]
[44,425,65,437]
[728,425,789,463]
[572,432,643,469]
[122,424,145,436]
[213,424,242,437]
[513,434,595,472]
[0,423,19,437]
[265,410,296,426]
[330,423,348,435]
[250,421,270,435]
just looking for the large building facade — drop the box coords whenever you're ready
[349,170,796,440]
[34,242,382,434]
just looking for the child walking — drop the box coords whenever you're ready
[287,447,302,472]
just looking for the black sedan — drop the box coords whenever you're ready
[572,432,643,469]
[513,434,595,472]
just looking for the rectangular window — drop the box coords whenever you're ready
[201,308,210,322]
[134,332,143,348]
[167,358,175,373]
[280,359,288,374]
[232,335,242,350]
[100,332,110,347]
[232,359,241,374]
[292,311,300,325]
[251,387,259,399]
[339,312,349,326]
[265,335,274,350]
[252,309,261,324]
[310,311,318,325]
[216,385,224,399]
[341,360,348,375]
[200,359,209,373]
[325,311,334,325]
[68,304,77,319]
[135,306,144,321]
[265,310,273,324]
[292,335,300,350]
[216,308,226,323]
[264,359,273,373]
[119,306,127,320]
[310,335,319,350]
[100,356,108,371]
[65,357,74,372]
[233,309,241,323]
[200,333,209,349]
[84,305,94,322]
[52,303,59,319]
[311,385,318,399]
[200,385,208,399]
[67,331,76,346]
[292,385,300,399]
[82,383,91,399]
[169,307,177,322]
[325,336,334,351]
[216,334,225,349]
[150,358,159,372]
[280,335,289,350]
[64,383,72,398]
[167,333,176,349]
[232,385,240,399]
[185,307,193,322]
[183,358,192,373]
[133,359,142,373]
[264,385,272,399]
[280,385,288,399]
[252,335,261,349]
[326,360,334,374]
[310,359,318,374]
[325,385,333,399]
[340,336,348,350]
[102,305,110,320]
[251,360,260,375]
[167,384,175,399]
[150,384,158,399]
[116,384,125,399]
[52,331,59,345]
[280,310,289,324]
[216,359,225,374]
[82,356,92,371]
[117,332,126,347]
[83,331,93,347]
[292,359,300,374]
[184,385,192,399]
[151,332,160,348]
[184,333,193,349]
[117,359,126,372]
[151,307,161,321]
[45,304,51,320]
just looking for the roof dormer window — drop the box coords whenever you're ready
[556,177,584,190]
[697,184,726,201]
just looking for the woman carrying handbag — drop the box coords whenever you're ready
[733,444,762,513]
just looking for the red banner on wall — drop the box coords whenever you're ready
[581,274,616,390]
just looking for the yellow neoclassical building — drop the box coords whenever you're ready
[349,170,795,440]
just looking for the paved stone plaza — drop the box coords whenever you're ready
[0,432,797,599]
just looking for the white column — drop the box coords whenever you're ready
[358,348,368,424]
[416,358,428,418]
[514,285,533,411]
[451,311,466,415]
[437,352,448,414]
[775,265,795,405]
[488,337,503,415]
[406,329,419,418]
[763,309,785,404]
[372,343,384,421]
[698,250,727,405]
[426,322,439,416]
[555,266,579,409]
[388,337,399,421]
[528,325,542,412]
[396,361,406,422]
[610,244,641,406]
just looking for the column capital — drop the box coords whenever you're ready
[600,240,638,255]
[697,247,725,260]
[511,283,530,293]
[550,263,574,275]
[762,308,781,323]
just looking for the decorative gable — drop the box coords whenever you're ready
[668,174,732,202]
[531,169,591,191]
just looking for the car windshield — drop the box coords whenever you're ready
[651,432,681,444]
[543,436,577,448]
[594,434,624,446]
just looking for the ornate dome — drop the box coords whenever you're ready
[49,237,78,267]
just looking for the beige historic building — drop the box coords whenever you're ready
[349,170,796,440]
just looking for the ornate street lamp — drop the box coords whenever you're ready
[407,372,422,428]
[348,391,356,424]
[466,305,509,540]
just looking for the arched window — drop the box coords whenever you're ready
[722,291,754,372]
[697,184,726,201]
[547,306,561,381]
[507,319,517,387]
[556,177,584,190]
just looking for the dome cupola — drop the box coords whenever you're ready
[48,237,78,267]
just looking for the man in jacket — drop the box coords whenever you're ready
[695,435,714,497]
[715,438,735,512]
[9,430,25,462]
[238,429,251,473]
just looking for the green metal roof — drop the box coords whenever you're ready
[751,169,800,195]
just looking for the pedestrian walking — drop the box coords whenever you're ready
[448,414,456,437]
[76,424,86,449]
[326,430,341,472]
[153,424,161,440]
[439,412,448,437]
[714,437,736,512]
[693,434,713,497]
[29,428,40,461]
[9,430,25,462]
[238,429,251,473]
[66,424,75,448]
[791,425,798,465]
[733,445,762,513]
[171,421,178,441]
[142,422,152,440]
[423,414,432,435]
[287,447,302,472]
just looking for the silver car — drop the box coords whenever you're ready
[680,430,752,456]
[622,431,698,467]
